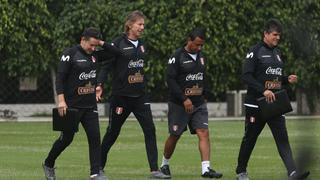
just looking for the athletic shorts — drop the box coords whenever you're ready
[168,101,208,135]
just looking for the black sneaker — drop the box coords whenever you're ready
[288,171,310,180]
[201,168,223,179]
[42,163,56,180]
[160,165,171,177]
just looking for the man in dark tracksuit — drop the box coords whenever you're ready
[159,28,222,179]
[96,11,169,179]
[42,27,120,180]
[235,19,310,180]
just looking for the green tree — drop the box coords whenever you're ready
[1,0,319,112]
[284,0,320,113]
[0,0,52,77]
[0,0,11,55]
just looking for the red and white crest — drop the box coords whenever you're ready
[140,45,145,53]
[91,56,96,63]
[200,57,205,65]
[115,107,123,115]
[249,116,255,123]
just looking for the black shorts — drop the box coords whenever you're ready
[168,102,208,135]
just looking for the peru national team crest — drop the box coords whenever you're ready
[200,57,205,65]
[91,56,96,63]
[276,55,281,62]
[115,107,123,115]
[140,45,145,53]
[249,116,255,123]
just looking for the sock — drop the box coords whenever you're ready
[202,161,210,175]
[161,156,170,167]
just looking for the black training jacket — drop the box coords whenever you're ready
[56,43,121,108]
[97,33,147,97]
[242,41,289,106]
[167,47,209,107]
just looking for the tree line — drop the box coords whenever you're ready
[1,0,319,112]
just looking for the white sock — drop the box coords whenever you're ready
[161,156,170,167]
[201,161,210,174]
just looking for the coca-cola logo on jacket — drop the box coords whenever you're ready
[79,70,96,80]
[128,59,144,68]
[265,67,282,76]
[185,73,203,81]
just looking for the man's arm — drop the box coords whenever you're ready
[95,41,120,101]
[55,48,73,116]
[97,40,123,58]
[95,58,114,101]
[202,59,210,102]
[57,94,67,116]
[242,50,265,94]
[167,55,187,102]
[281,62,297,85]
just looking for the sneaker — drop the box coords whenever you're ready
[288,171,310,180]
[201,168,223,178]
[89,174,108,180]
[236,172,249,180]
[42,163,56,180]
[150,170,171,179]
[160,165,171,177]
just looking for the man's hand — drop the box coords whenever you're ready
[57,94,67,117]
[183,98,193,113]
[263,90,276,103]
[96,85,103,102]
[288,75,298,84]
[99,40,105,46]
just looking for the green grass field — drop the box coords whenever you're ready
[0,119,319,180]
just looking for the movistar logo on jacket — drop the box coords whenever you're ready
[61,55,70,61]
[168,57,175,64]
[246,52,253,59]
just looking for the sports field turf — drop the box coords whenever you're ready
[0,119,319,180]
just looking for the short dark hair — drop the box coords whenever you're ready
[264,18,282,33]
[82,27,102,39]
[188,27,206,41]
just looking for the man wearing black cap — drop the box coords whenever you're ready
[42,27,120,180]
